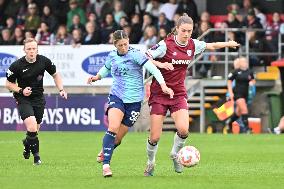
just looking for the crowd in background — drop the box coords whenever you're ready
[0,0,283,72]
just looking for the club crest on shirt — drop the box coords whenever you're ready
[150,44,160,50]
[37,75,43,81]
[187,50,192,56]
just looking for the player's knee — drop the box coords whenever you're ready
[24,116,38,132]
[148,138,159,146]
[177,131,189,139]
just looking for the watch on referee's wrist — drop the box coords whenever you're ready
[59,89,64,92]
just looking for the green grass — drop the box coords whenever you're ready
[0,132,284,189]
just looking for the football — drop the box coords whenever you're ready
[177,146,200,167]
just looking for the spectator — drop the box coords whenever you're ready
[71,28,83,47]
[142,13,153,31]
[159,0,178,21]
[5,17,16,33]
[113,0,127,25]
[53,25,72,45]
[87,0,107,18]
[41,5,58,33]
[69,14,86,33]
[0,28,14,45]
[100,13,118,43]
[139,25,157,48]
[24,30,34,39]
[244,8,263,41]
[82,21,101,44]
[122,24,136,44]
[35,22,54,45]
[156,13,172,33]
[226,12,240,28]
[248,31,265,67]
[265,12,283,54]
[0,0,7,28]
[118,16,129,30]
[130,13,142,43]
[238,0,253,18]
[196,21,215,78]
[24,3,41,34]
[157,26,167,41]
[145,0,161,19]
[48,0,69,25]
[87,12,100,29]
[67,0,87,32]
[254,6,267,29]
[199,11,213,28]
[12,27,24,45]
[121,0,141,18]
[3,0,23,20]
[176,0,198,24]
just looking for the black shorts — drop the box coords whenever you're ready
[15,95,46,124]
[234,92,248,101]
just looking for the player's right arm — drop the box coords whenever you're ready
[5,64,32,96]
[227,71,236,101]
[146,40,174,70]
[87,54,111,84]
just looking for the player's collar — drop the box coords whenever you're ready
[174,35,188,47]
[25,56,36,63]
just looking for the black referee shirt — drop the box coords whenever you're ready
[6,55,56,97]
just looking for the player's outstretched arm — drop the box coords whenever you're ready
[206,40,240,50]
[87,65,110,84]
[87,75,101,84]
[150,59,174,71]
[143,60,174,98]
[227,80,234,101]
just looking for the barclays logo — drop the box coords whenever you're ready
[0,53,17,77]
[82,52,111,76]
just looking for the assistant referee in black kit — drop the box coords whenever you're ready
[5,38,68,165]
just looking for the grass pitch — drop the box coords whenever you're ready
[0,132,284,189]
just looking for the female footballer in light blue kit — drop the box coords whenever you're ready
[87,30,174,177]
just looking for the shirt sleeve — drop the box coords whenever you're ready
[143,60,165,84]
[228,70,236,81]
[249,70,255,80]
[45,57,56,75]
[193,39,206,55]
[98,53,112,78]
[146,40,167,59]
[132,49,149,66]
[6,63,17,83]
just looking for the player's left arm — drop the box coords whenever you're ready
[205,40,240,50]
[45,57,67,99]
[134,49,174,98]
[52,72,67,99]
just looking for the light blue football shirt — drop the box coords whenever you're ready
[103,47,148,103]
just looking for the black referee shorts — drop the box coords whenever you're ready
[15,95,46,124]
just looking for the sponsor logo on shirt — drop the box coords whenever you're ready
[150,44,160,50]
[171,59,191,64]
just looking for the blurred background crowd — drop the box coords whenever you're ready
[0,0,283,57]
